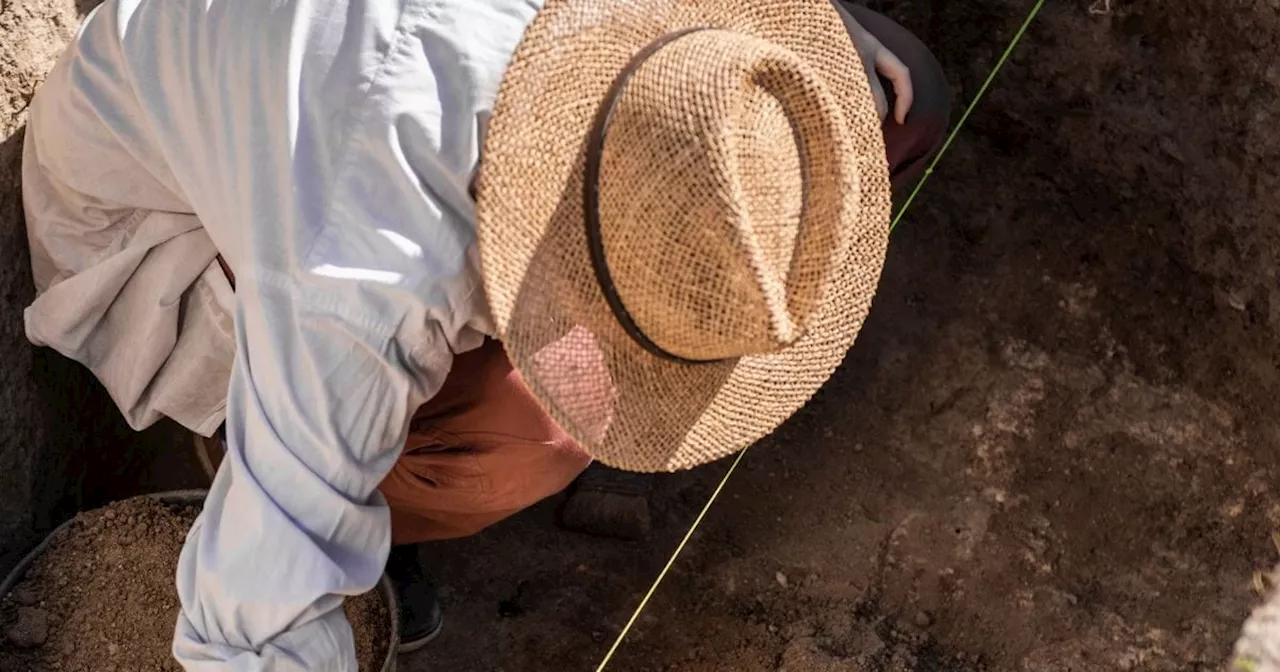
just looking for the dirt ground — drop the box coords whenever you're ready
[3,0,1279,671]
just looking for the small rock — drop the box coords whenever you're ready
[775,571,789,588]
[1226,291,1247,312]
[108,642,120,655]
[768,624,779,634]
[914,611,933,628]
[6,606,50,648]
[104,510,117,520]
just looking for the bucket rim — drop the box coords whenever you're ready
[0,489,400,672]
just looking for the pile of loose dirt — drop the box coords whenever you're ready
[0,496,389,672]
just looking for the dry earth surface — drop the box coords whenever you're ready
[3,0,1279,671]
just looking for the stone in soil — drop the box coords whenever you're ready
[0,496,390,672]
[6,606,49,648]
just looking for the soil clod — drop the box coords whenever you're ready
[6,606,49,648]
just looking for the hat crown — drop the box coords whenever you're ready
[594,29,853,362]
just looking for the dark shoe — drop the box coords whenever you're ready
[386,544,444,653]
[558,463,653,541]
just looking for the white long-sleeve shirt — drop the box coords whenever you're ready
[21,0,542,667]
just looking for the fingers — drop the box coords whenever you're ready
[867,71,889,121]
[875,49,914,125]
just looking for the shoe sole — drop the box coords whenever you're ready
[397,616,444,655]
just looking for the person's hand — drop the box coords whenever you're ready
[843,12,914,124]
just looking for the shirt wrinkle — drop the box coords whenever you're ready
[301,0,419,274]
[249,267,397,340]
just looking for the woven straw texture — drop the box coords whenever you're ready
[475,0,891,472]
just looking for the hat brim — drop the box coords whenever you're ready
[474,0,891,472]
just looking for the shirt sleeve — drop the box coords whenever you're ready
[86,0,536,668]
[172,274,427,671]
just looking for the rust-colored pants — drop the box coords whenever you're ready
[221,6,951,546]
[379,339,591,543]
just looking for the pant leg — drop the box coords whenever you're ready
[378,339,592,544]
[837,2,953,189]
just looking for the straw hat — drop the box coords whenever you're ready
[474,0,891,472]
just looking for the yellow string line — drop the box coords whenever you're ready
[892,0,1046,233]
[594,446,751,671]
[596,2,1045,668]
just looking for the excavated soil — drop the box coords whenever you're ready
[0,497,389,672]
[3,0,1279,671]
